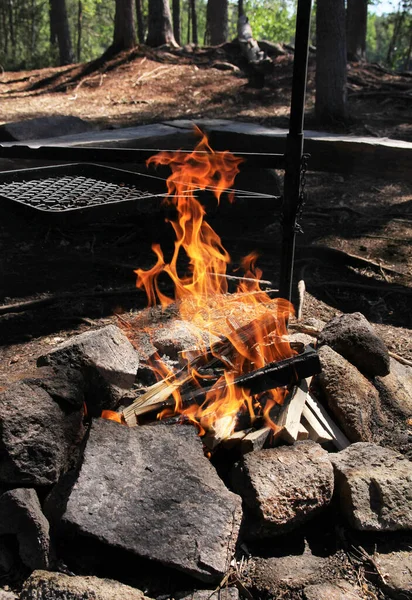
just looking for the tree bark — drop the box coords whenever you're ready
[113,0,137,51]
[172,0,180,45]
[346,0,367,62]
[135,0,145,43]
[206,0,228,46]
[77,0,82,62]
[146,0,178,47]
[387,7,406,67]
[315,0,347,124]
[49,0,74,65]
[190,0,198,45]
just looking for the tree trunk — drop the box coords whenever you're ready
[49,0,74,65]
[206,0,228,46]
[135,0,145,43]
[172,0,180,45]
[238,0,244,18]
[77,0,82,62]
[191,0,198,45]
[315,0,347,124]
[146,0,178,47]
[346,0,367,62]
[187,0,191,44]
[387,8,406,67]
[113,0,136,51]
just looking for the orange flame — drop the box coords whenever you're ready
[134,128,295,440]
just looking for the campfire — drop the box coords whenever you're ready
[100,129,322,449]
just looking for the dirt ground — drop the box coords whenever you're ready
[0,43,411,386]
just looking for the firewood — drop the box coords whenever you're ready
[305,393,350,450]
[220,429,250,449]
[273,378,311,444]
[301,405,333,444]
[297,423,309,440]
[241,426,272,454]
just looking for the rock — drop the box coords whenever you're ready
[20,570,153,600]
[0,590,18,600]
[330,442,412,531]
[304,580,364,600]
[24,366,85,408]
[317,345,381,442]
[318,312,390,377]
[0,541,15,573]
[249,554,327,596]
[37,325,139,414]
[61,419,241,583]
[177,590,239,600]
[151,320,219,360]
[0,382,85,486]
[0,489,50,570]
[374,551,412,599]
[0,116,94,142]
[374,357,412,418]
[231,441,334,537]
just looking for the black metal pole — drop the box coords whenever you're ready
[279,0,312,302]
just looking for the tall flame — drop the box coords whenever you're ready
[133,128,295,440]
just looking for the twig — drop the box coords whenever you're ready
[388,351,412,367]
[207,272,274,287]
[297,279,305,321]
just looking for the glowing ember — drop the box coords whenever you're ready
[105,128,295,440]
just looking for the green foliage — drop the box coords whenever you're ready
[242,0,297,43]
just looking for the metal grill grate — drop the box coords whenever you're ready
[0,175,154,212]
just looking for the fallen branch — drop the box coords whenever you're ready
[388,351,412,367]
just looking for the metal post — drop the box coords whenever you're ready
[279,0,312,302]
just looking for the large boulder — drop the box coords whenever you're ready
[330,442,412,531]
[61,419,242,583]
[231,441,334,538]
[0,382,85,486]
[318,312,390,377]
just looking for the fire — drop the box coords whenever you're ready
[105,128,295,439]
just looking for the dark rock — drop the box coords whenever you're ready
[317,345,381,442]
[61,419,241,583]
[330,442,412,531]
[37,325,139,413]
[0,541,15,573]
[20,570,153,600]
[304,580,364,599]
[0,382,85,486]
[374,551,412,599]
[0,116,94,142]
[374,357,412,418]
[231,441,334,538]
[318,312,390,377]
[24,366,85,408]
[0,489,50,569]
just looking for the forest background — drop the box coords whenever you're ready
[1,0,412,74]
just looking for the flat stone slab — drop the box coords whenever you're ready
[0,489,50,570]
[318,312,390,377]
[317,345,381,442]
[231,441,334,537]
[0,116,94,142]
[374,551,412,599]
[330,442,412,531]
[304,580,364,600]
[0,381,85,486]
[38,325,139,413]
[62,419,242,583]
[20,570,153,600]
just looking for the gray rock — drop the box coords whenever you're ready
[0,116,94,142]
[178,590,239,600]
[231,441,334,537]
[317,345,381,442]
[151,320,219,360]
[374,551,412,599]
[318,312,390,377]
[374,357,412,418]
[24,366,85,408]
[20,570,153,600]
[37,325,139,413]
[62,419,241,583]
[0,382,85,486]
[0,590,18,600]
[304,580,364,600]
[330,442,412,531]
[249,554,327,595]
[0,489,50,570]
